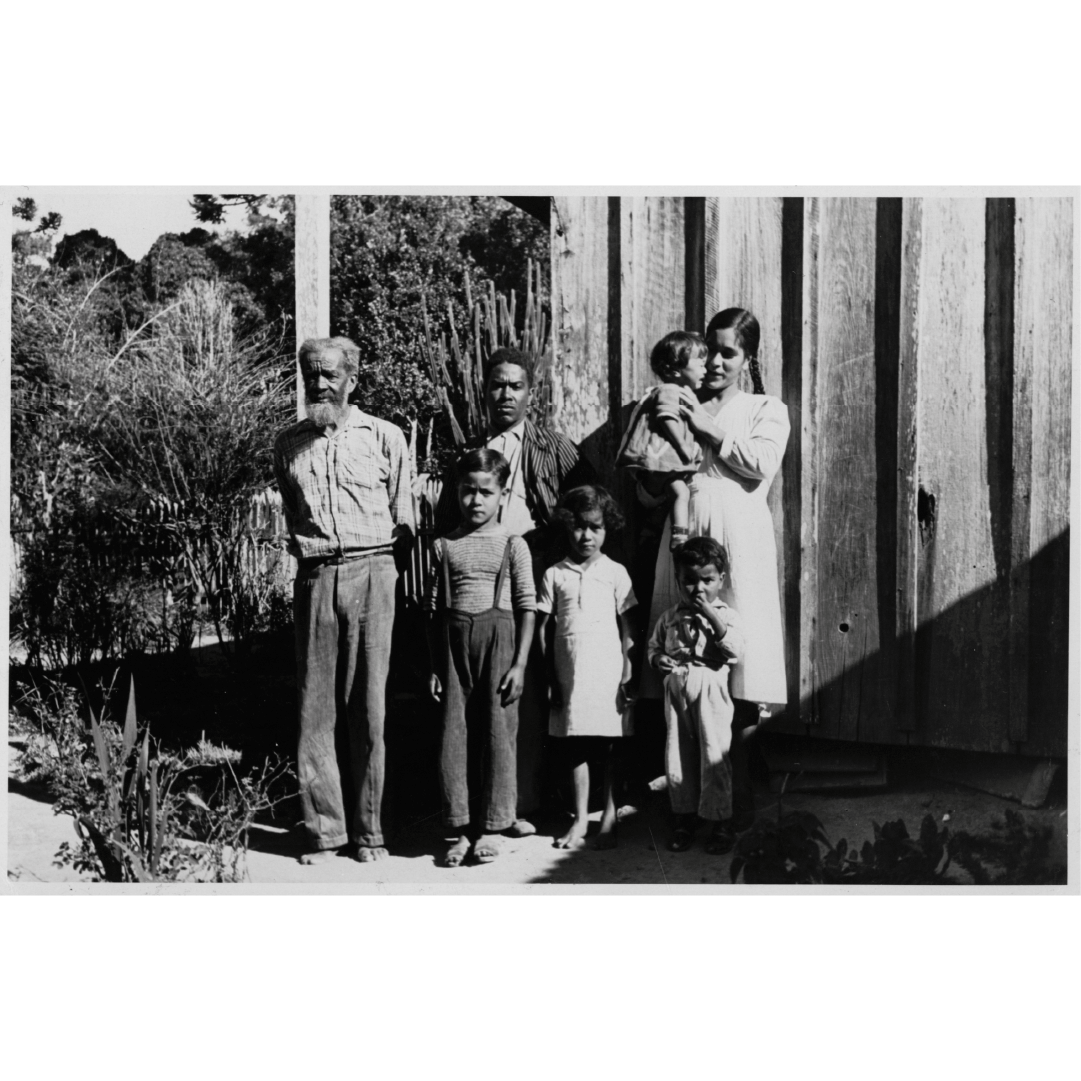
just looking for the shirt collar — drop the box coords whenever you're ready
[559,555,603,575]
[488,418,526,443]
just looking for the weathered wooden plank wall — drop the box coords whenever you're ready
[1013,196,1073,757]
[551,196,615,479]
[549,193,1072,758]
[912,198,1012,753]
[802,197,896,742]
[620,197,686,404]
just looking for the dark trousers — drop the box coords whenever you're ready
[294,553,397,850]
[440,608,519,832]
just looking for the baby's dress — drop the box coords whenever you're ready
[537,554,637,737]
[617,385,703,476]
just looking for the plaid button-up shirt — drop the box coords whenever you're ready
[273,406,415,561]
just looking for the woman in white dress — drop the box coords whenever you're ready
[639,308,789,829]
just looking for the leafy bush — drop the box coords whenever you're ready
[949,810,1065,885]
[331,195,549,451]
[11,676,293,883]
[729,806,1064,885]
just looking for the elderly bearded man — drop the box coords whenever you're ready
[274,337,414,864]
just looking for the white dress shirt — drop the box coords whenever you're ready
[487,420,537,536]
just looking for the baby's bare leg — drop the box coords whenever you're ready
[667,477,691,549]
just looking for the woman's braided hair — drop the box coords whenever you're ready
[705,307,764,394]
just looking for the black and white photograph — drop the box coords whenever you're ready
[3,8,1080,1077]
[4,188,1074,890]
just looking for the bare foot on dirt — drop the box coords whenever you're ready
[474,834,503,862]
[554,820,588,849]
[444,835,471,867]
[508,818,537,837]
[354,845,389,862]
[299,847,342,865]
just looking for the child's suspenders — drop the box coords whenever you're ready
[440,536,515,613]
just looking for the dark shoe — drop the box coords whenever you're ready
[666,814,697,852]
[704,820,737,855]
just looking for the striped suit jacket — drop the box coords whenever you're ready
[434,419,595,542]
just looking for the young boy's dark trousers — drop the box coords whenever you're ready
[440,608,519,832]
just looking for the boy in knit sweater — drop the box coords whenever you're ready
[426,448,536,866]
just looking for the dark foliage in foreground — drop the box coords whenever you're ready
[729,808,1065,885]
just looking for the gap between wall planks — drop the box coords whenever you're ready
[294,193,331,420]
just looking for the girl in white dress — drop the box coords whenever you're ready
[537,486,638,849]
[639,308,790,831]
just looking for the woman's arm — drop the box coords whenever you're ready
[681,393,790,481]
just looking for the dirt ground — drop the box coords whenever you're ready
[7,738,1069,888]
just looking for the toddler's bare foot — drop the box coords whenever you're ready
[444,835,471,867]
[474,834,503,862]
[299,846,342,865]
[354,845,388,863]
[594,809,617,849]
[554,820,588,849]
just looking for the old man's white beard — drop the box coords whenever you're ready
[306,399,344,426]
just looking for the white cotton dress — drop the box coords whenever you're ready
[640,391,790,708]
[537,555,637,737]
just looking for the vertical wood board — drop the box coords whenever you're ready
[807,198,886,741]
[295,192,331,419]
[895,199,923,733]
[620,197,686,404]
[915,197,1009,753]
[799,198,821,721]
[1014,196,1072,756]
[551,196,613,469]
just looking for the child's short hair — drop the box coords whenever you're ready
[649,331,708,382]
[673,535,729,577]
[455,447,510,488]
[484,346,535,388]
[554,485,625,534]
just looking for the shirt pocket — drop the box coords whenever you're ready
[338,438,389,491]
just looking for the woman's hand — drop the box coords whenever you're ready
[428,673,443,702]
[678,388,723,446]
[653,654,681,674]
[617,680,637,712]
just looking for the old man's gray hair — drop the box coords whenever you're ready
[298,336,361,377]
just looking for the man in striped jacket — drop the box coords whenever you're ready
[435,347,594,828]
